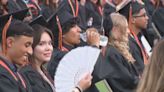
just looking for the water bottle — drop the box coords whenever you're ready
[80,32,108,47]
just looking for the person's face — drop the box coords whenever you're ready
[33,32,53,63]
[63,25,81,46]
[133,8,149,29]
[7,36,33,66]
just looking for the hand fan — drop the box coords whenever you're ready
[55,46,100,92]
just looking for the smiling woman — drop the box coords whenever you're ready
[20,24,56,92]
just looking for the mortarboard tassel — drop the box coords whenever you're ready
[68,0,79,17]
[128,5,149,65]
[56,16,63,50]
[98,6,103,16]
[2,16,12,55]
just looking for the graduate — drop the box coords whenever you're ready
[118,1,149,74]
[128,1,150,71]
[0,12,34,92]
[20,15,94,92]
[46,10,82,79]
[20,15,55,92]
[46,7,100,80]
[85,0,102,30]
[138,0,159,47]
[86,12,140,92]
[56,0,88,30]
[100,13,139,92]
[40,0,60,20]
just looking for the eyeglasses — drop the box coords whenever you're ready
[133,13,147,18]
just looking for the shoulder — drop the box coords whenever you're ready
[0,58,15,80]
[19,65,40,80]
[20,65,35,74]
[106,45,120,55]
[52,48,67,59]
[20,65,43,84]
[104,45,126,63]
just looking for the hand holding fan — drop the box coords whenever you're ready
[55,46,100,92]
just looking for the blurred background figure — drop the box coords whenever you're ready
[136,39,164,92]
[0,0,8,15]
[85,0,103,31]
[39,0,60,19]
[7,0,27,13]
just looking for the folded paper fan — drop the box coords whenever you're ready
[55,46,100,92]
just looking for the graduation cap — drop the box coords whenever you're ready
[10,8,29,20]
[29,15,48,26]
[117,0,132,20]
[0,8,28,27]
[104,0,131,20]
[47,3,79,49]
[118,0,145,21]
[0,15,12,54]
[116,0,131,12]
[0,14,11,32]
[0,8,29,40]
[0,9,30,54]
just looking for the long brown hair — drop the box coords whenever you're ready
[28,24,54,66]
[136,40,164,92]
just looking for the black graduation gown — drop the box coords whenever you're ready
[20,65,53,92]
[85,1,102,30]
[78,3,88,30]
[47,43,74,80]
[129,36,144,74]
[152,7,164,36]
[103,3,116,17]
[40,4,57,20]
[60,0,88,30]
[87,45,139,92]
[0,56,32,92]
